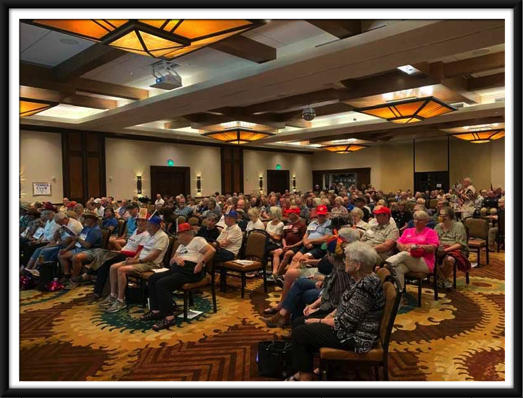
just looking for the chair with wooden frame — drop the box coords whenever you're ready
[180,255,218,321]
[319,275,402,381]
[463,217,490,266]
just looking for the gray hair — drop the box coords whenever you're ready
[270,206,282,220]
[344,241,378,273]
[54,212,68,223]
[247,207,259,219]
[206,213,218,222]
[338,228,361,244]
[414,210,430,221]
[351,207,364,219]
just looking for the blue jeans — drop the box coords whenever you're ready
[281,277,321,320]
[31,245,63,262]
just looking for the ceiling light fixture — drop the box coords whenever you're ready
[28,19,263,60]
[20,99,58,117]
[202,128,274,145]
[321,144,368,154]
[397,65,421,75]
[355,96,456,124]
[452,129,505,144]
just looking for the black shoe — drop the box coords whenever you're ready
[87,294,101,305]
[274,275,284,289]
[152,317,177,331]
[140,311,162,321]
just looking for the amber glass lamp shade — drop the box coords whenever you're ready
[202,129,274,145]
[452,129,505,143]
[356,97,456,124]
[20,99,57,117]
[29,19,261,60]
[321,144,368,153]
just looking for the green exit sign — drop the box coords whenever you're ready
[167,159,174,166]
[276,164,281,170]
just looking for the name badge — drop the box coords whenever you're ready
[283,225,292,230]
[76,232,87,248]
[307,225,317,231]
[365,229,375,236]
[33,227,45,239]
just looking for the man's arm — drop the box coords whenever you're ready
[374,239,397,253]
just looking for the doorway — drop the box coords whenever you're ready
[414,171,449,193]
[150,166,190,198]
[267,170,290,194]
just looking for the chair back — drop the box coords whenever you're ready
[163,235,177,268]
[464,217,489,240]
[376,267,391,286]
[498,214,505,233]
[188,217,200,226]
[244,229,268,263]
[101,229,111,249]
[380,275,402,353]
[117,219,127,237]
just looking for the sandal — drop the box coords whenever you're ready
[140,311,162,321]
[284,373,300,381]
[263,306,280,315]
[152,317,177,331]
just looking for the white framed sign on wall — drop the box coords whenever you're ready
[32,182,52,196]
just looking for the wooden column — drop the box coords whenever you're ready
[221,146,244,195]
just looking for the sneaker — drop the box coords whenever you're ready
[274,275,284,289]
[266,274,275,283]
[87,294,101,304]
[99,295,117,308]
[152,317,176,331]
[64,281,79,290]
[71,274,91,283]
[443,280,453,290]
[105,299,127,314]
[59,276,71,284]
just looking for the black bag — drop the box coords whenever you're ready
[257,340,294,379]
[37,261,58,291]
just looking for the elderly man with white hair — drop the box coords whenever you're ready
[458,177,477,218]
[288,241,385,382]
[385,210,440,291]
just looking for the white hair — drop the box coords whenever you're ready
[344,241,378,272]
[413,210,430,221]
[338,228,361,244]
[270,206,282,220]
[54,212,68,223]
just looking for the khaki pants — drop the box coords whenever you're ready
[387,251,429,290]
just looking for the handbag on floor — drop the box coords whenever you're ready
[257,340,294,379]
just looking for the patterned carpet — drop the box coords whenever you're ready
[19,251,505,382]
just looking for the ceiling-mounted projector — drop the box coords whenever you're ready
[150,61,182,90]
[302,106,316,121]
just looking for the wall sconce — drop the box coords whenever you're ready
[292,175,296,190]
[136,176,142,194]
[196,175,202,195]
[259,175,263,192]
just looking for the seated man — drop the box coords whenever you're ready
[59,198,70,213]
[100,215,169,313]
[196,213,221,243]
[361,206,399,265]
[213,211,243,263]
[25,212,83,271]
[76,211,150,303]
[141,223,216,331]
[174,197,193,218]
[21,203,59,266]
[108,203,139,250]
[57,211,102,286]
[93,198,105,217]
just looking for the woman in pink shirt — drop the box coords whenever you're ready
[386,210,440,291]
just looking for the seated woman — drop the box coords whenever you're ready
[141,223,215,331]
[271,209,306,278]
[289,241,385,382]
[434,207,471,290]
[392,200,412,233]
[350,207,369,233]
[102,207,119,235]
[386,210,440,291]
[264,229,359,328]
[330,197,349,220]
[196,213,221,243]
[246,208,265,232]
[265,206,284,257]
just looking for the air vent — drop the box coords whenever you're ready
[495,97,505,103]
[451,102,467,109]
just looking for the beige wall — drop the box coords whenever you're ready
[449,137,492,191]
[490,138,505,189]
[381,141,414,192]
[20,130,64,203]
[243,149,313,194]
[105,138,222,199]
[415,138,448,173]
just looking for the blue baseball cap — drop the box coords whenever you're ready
[225,210,238,219]
[148,215,163,225]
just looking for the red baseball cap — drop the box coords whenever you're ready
[176,223,192,233]
[373,206,391,216]
[288,208,301,215]
[316,205,328,215]
[66,201,77,208]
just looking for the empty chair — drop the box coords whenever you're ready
[464,217,490,266]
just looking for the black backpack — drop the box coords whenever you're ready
[257,340,294,379]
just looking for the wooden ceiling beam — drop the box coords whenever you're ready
[210,35,277,64]
[468,72,505,91]
[20,62,149,101]
[164,118,192,130]
[431,116,504,129]
[442,51,504,78]
[52,44,128,82]
[305,20,362,39]
[20,85,117,110]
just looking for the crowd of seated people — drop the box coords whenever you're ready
[19,177,505,348]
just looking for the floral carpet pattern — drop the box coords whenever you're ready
[19,252,505,382]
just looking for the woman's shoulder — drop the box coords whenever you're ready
[358,274,382,293]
